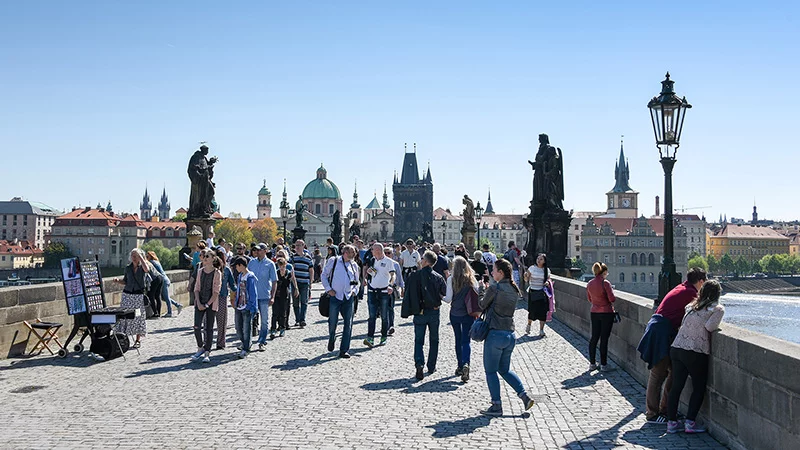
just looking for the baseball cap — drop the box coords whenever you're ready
[257,243,269,250]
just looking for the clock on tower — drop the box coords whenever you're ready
[622,198,631,208]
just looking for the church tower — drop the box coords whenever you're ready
[257,180,272,219]
[158,188,170,221]
[393,143,434,242]
[349,181,362,224]
[140,187,153,221]
[606,138,639,218]
[484,188,495,215]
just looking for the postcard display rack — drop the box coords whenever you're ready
[59,258,107,358]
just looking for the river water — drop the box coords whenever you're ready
[721,293,800,345]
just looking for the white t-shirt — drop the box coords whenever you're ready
[400,249,421,268]
[482,251,497,266]
[368,256,396,289]
[527,265,550,291]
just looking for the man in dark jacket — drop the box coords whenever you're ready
[638,268,706,424]
[402,250,446,380]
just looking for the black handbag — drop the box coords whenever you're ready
[318,257,338,318]
[613,312,621,323]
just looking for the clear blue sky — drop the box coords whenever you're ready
[2,1,797,222]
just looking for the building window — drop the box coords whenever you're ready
[619,272,625,283]
[641,272,646,283]
[575,235,579,241]
[603,254,609,264]
[639,253,646,265]
[648,253,655,265]
[632,272,637,282]
[619,255,626,264]
[631,253,637,265]
[650,273,655,283]
[315,204,321,214]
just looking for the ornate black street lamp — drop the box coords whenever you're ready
[279,199,289,244]
[648,72,691,305]
[441,220,447,245]
[475,201,484,251]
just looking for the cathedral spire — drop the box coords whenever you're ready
[611,136,633,192]
[484,188,495,215]
[382,182,389,210]
[351,180,360,209]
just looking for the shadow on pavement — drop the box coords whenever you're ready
[0,353,96,370]
[139,353,197,365]
[124,353,237,378]
[271,354,339,371]
[560,371,601,390]
[563,409,640,449]
[149,326,192,335]
[361,376,461,394]
[426,414,493,438]
[516,334,544,344]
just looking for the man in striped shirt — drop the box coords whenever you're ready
[290,239,314,328]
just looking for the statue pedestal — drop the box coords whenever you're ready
[523,206,572,273]
[291,227,307,244]
[180,218,216,269]
[461,226,477,254]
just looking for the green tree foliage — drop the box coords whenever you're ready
[173,212,187,222]
[734,256,750,277]
[141,240,180,270]
[43,241,74,268]
[706,254,719,274]
[688,254,708,272]
[477,237,495,253]
[719,254,735,276]
[215,218,254,248]
[252,217,278,245]
[571,257,588,274]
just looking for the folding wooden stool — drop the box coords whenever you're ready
[23,319,65,356]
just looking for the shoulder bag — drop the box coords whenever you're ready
[318,257,338,317]
[470,305,493,342]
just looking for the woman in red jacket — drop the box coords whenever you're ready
[586,262,616,372]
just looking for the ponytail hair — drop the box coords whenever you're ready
[495,258,521,296]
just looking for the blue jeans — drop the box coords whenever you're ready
[450,314,475,368]
[484,329,526,404]
[293,283,310,323]
[367,290,390,339]
[413,309,440,370]
[161,282,181,315]
[257,298,271,344]
[234,309,253,352]
[329,295,354,354]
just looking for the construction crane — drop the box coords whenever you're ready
[674,205,712,213]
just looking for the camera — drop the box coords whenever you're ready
[350,280,358,286]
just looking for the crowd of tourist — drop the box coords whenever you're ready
[112,235,723,430]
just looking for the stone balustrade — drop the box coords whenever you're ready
[552,275,800,450]
[0,271,191,358]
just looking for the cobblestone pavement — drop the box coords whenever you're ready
[0,285,724,449]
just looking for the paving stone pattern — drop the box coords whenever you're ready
[0,285,724,449]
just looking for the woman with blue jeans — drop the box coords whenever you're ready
[146,251,182,317]
[443,256,480,383]
[479,258,535,416]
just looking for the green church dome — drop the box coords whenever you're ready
[259,180,271,196]
[302,164,341,200]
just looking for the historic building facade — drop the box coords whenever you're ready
[707,224,790,259]
[581,216,688,298]
[393,145,433,243]
[605,142,639,218]
[0,240,44,269]
[0,198,61,249]
[432,207,462,246]
[257,180,273,219]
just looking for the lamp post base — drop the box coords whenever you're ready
[656,263,682,308]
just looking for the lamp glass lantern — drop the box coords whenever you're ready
[475,202,484,221]
[648,72,692,159]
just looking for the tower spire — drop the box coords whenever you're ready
[485,187,495,215]
[611,135,632,192]
[382,182,389,210]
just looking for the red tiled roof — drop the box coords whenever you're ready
[479,214,525,230]
[0,240,44,256]
[592,217,667,236]
[715,224,790,240]
[142,221,186,230]
[673,214,702,221]
[55,208,120,227]
[118,214,145,227]
[434,207,461,221]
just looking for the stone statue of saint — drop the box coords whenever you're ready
[331,210,342,244]
[187,144,218,218]
[529,134,564,211]
[422,221,433,244]
[462,195,475,229]
[295,195,306,229]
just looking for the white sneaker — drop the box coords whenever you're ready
[588,363,598,371]
[202,352,211,363]
[190,350,204,361]
[525,323,531,335]
[538,330,546,337]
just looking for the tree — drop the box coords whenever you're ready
[707,254,719,274]
[788,254,800,275]
[688,254,708,272]
[751,259,763,274]
[215,218,254,248]
[571,257,588,274]
[478,237,495,253]
[734,256,750,277]
[761,254,782,275]
[720,253,735,276]
[251,217,279,245]
[141,240,180,270]
[43,241,74,268]
[173,212,187,222]
[774,254,790,275]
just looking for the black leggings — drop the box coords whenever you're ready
[668,347,709,421]
[148,276,163,316]
[194,307,216,352]
[589,312,615,365]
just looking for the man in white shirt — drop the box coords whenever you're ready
[321,244,361,358]
[482,244,497,276]
[400,239,421,283]
[364,243,396,348]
